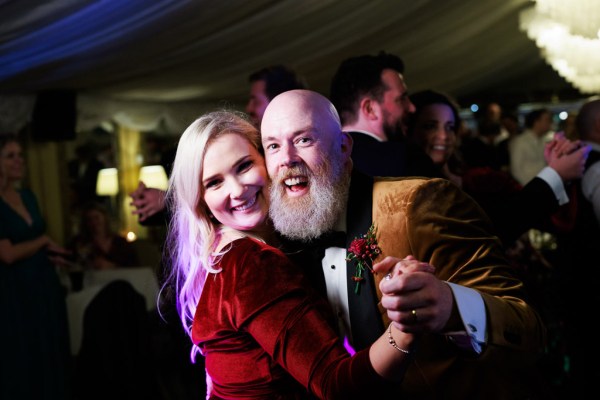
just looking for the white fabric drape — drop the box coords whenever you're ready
[0,0,580,115]
[76,95,219,134]
[0,94,223,135]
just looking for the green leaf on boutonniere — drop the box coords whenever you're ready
[346,224,381,294]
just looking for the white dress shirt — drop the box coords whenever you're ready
[321,215,487,354]
[537,166,569,205]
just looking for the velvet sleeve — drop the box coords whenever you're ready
[204,239,399,399]
[373,178,546,354]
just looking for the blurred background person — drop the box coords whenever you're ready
[0,133,71,400]
[461,119,511,174]
[69,201,139,270]
[402,90,464,186]
[501,110,522,140]
[329,51,440,178]
[245,64,306,128]
[559,111,579,141]
[552,99,600,397]
[67,142,105,211]
[479,101,511,144]
[405,90,587,247]
[509,107,555,185]
[576,99,600,226]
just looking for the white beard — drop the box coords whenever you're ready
[269,151,350,241]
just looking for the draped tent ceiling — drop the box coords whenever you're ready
[0,0,584,135]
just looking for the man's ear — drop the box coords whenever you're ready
[359,97,380,121]
[341,131,353,159]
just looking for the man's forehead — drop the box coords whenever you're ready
[262,120,316,141]
[263,105,314,129]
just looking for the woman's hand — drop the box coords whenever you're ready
[373,255,454,334]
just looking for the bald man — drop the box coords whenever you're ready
[261,89,547,399]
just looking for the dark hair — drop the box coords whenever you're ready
[405,90,461,137]
[248,65,306,100]
[330,51,405,125]
[524,108,550,129]
[576,99,600,139]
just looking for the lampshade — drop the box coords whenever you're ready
[96,168,119,196]
[139,165,169,190]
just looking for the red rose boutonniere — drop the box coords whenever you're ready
[346,224,381,294]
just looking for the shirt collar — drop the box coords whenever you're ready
[349,130,385,142]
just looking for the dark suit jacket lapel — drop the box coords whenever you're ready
[346,170,384,350]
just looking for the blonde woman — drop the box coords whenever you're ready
[165,111,429,399]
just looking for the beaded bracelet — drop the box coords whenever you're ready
[387,322,410,354]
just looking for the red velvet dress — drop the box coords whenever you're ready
[192,238,397,399]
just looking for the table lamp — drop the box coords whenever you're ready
[139,165,169,190]
[96,167,119,217]
[96,168,119,196]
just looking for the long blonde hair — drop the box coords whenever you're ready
[164,110,261,359]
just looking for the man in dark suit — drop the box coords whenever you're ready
[261,89,548,399]
[554,99,600,397]
[329,52,440,178]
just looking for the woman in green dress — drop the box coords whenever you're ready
[0,134,71,399]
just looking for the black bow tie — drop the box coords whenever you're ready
[279,231,346,300]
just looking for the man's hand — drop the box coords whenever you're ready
[545,132,591,181]
[373,255,454,333]
[129,181,167,222]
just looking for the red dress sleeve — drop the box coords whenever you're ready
[192,238,398,399]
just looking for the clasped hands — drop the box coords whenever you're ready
[545,131,592,181]
[373,256,454,334]
[129,181,166,222]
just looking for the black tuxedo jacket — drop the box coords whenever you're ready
[464,173,561,245]
[349,131,441,179]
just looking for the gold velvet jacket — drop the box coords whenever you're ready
[366,176,547,399]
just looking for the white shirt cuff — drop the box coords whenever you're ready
[445,282,487,354]
[537,166,568,206]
